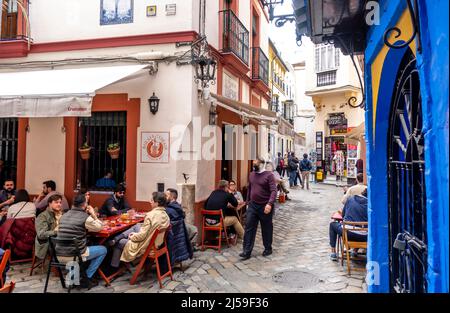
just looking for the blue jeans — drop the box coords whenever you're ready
[84,245,107,278]
[289,170,297,187]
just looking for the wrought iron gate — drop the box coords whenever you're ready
[0,118,18,185]
[388,52,428,293]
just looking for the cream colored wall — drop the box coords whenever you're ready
[242,81,250,104]
[30,0,195,43]
[25,118,66,195]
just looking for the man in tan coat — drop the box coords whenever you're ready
[119,192,170,264]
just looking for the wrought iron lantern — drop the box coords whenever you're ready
[209,104,218,125]
[194,54,217,88]
[148,92,160,115]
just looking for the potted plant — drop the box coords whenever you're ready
[107,143,120,159]
[78,141,92,160]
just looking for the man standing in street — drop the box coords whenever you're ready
[300,153,313,190]
[288,152,299,188]
[240,157,277,260]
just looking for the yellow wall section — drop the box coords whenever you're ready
[370,8,417,142]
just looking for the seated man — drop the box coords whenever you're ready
[34,194,63,260]
[341,173,366,205]
[166,188,198,246]
[165,188,194,263]
[56,194,106,288]
[204,180,244,241]
[109,192,170,268]
[95,171,117,189]
[329,188,368,261]
[0,179,16,211]
[100,185,130,217]
[34,180,70,213]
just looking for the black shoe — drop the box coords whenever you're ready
[79,277,99,289]
[262,249,272,257]
[239,252,251,260]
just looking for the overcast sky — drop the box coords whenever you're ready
[268,0,309,65]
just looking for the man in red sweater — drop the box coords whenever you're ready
[239,157,278,260]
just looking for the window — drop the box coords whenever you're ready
[315,43,340,72]
[7,0,18,13]
[0,118,18,185]
[77,111,127,191]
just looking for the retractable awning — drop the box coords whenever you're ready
[211,93,277,123]
[345,122,365,145]
[0,64,147,117]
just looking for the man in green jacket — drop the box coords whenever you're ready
[34,194,63,259]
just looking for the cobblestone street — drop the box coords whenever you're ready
[8,183,366,293]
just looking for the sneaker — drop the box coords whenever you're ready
[330,253,338,261]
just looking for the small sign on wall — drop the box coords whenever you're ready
[166,4,176,15]
[146,5,156,17]
[141,132,170,163]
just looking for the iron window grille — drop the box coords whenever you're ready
[221,9,250,65]
[77,111,127,191]
[0,118,18,184]
[317,70,337,87]
[388,52,427,293]
[252,47,269,86]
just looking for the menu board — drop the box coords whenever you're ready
[315,132,323,168]
[347,144,358,178]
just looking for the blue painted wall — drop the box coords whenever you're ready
[365,0,449,293]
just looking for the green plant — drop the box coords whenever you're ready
[107,143,120,151]
[80,141,91,150]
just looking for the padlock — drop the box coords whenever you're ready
[393,234,406,251]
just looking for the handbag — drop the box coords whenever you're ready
[278,192,286,203]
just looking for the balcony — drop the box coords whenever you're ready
[0,2,31,58]
[221,10,249,66]
[252,47,269,87]
[317,70,337,87]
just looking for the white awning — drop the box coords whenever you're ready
[0,64,147,117]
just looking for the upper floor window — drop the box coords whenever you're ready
[7,0,18,13]
[315,44,340,73]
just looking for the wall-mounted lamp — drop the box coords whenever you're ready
[209,104,218,125]
[148,92,160,115]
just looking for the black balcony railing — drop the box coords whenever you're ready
[317,70,337,87]
[221,10,249,65]
[252,47,269,86]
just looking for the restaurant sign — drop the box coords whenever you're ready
[327,113,347,126]
[141,132,170,163]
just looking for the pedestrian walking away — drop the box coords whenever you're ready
[240,157,277,260]
[300,153,313,190]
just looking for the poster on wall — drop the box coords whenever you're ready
[223,72,239,101]
[100,0,133,25]
[141,132,170,163]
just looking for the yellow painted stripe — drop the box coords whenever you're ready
[371,8,417,143]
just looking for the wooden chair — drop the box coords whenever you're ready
[0,249,11,288]
[129,225,173,288]
[201,210,230,253]
[0,281,15,293]
[29,245,48,276]
[342,221,368,275]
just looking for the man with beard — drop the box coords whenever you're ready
[34,180,70,213]
[100,184,130,216]
[239,157,277,260]
[0,179,16,211]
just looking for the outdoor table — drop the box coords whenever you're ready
[90,212,146,286]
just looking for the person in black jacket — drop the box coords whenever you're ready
[100,185,130,217]
[165,188,194,263]
[205,180,244,240]
[288,152,300,188]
